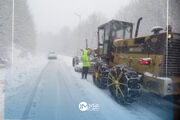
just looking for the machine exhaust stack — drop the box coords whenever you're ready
[86,39,88,49]
[135,17,143,38]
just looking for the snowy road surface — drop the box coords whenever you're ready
[5,55,174,120]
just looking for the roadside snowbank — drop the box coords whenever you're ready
[5,53,47,119]
[0,68,6,119]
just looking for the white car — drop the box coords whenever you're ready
[48,51,57,59]
[74,62,83,72]
[72,56,81,67]
[74,62,95,73]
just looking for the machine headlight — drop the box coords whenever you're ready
[168,34,172,39]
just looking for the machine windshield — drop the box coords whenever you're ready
[98,20,133,56]
[115,26,132,39]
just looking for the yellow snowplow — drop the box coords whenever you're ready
[93,18,180,104]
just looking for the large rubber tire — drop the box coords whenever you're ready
[108,65,141,104]
[93,74,100,87]
[93,62,108,89]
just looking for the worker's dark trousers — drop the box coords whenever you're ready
[82,67,89,79]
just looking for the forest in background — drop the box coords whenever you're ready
[0,0,180,60]
[38,0,180,56]
[0,0,36,62]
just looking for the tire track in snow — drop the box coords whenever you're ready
[58,60,106,120]
[22,63,50,119]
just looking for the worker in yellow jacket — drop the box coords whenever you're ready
[81,49,91,79]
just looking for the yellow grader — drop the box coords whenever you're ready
[93,18,180,104]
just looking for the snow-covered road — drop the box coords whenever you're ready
[5,55,174,120]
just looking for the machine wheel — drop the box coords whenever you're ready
[108,65,141,104]
[72,57,75,67]
[93,62,109,89]
[93,68,101,87]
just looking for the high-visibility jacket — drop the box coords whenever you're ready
[81,49,91,67]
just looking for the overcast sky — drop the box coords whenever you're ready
[27,0,131,34]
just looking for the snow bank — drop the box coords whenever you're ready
[0,68,6,119]
[5,50,48,119]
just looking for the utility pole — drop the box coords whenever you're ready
[74,13,81,22]
[11,0,14,65]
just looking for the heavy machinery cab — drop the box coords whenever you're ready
[98,20,133,62]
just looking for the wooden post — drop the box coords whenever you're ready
[86,39,88,49]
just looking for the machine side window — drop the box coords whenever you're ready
[99,29,104,44]
[112,31,116,37]
[124,26,132,39]
[116,29,124,39]
[103,42,108,55]
[105,25,110,41]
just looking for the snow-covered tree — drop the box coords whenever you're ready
[53,13,107,56]
[72,13,107,52]
[115,0,167,37]
[0,0,12,60]
[169,0,180,33]
[0,0,36,61]
[14,0,36,54]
